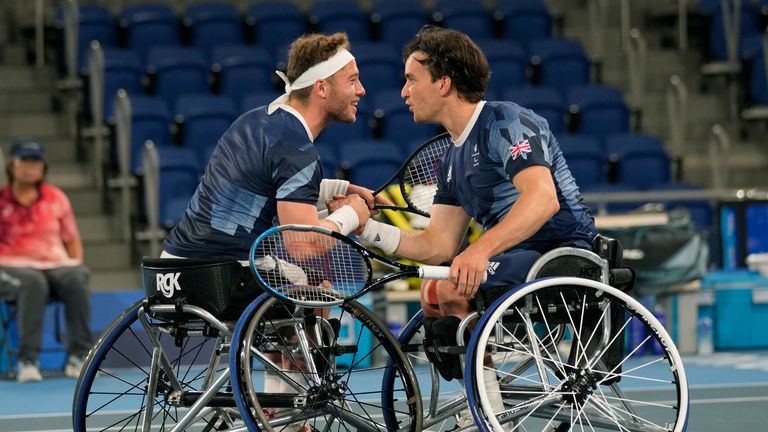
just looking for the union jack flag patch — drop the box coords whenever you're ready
[509,139,532,160]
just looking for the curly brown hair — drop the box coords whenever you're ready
[286,32,351,102]
[403,26,489,103]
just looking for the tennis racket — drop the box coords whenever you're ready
[249,224,457,307]
[371,132,452,217]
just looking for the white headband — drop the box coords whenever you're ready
[268,48,355,114]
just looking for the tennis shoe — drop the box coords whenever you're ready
[17,361,43,382]
[64,354,86,378]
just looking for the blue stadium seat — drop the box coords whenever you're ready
[495,0,552,44]
[605,133,670,189]
[477,40,528,96]
[433,0,493,40]
[371,0,430,48]
[102,48,144,122]
[174,94,238,166]
[309,0,370,42]
[246,1,307,59]
[505,86,566,133]
[372,92,441,145]
[240,90,281,113]
[741,33,768,106]
[183,3,244,55]
[119,3,180,61]
[211,44,274,105]
[700,0,761,61]
[567,85,630,140]
[152,146,200,227]
[352,42,403,94]
[529,39,590,94]
[146,46,209,108]
[62,4,116,73]
[316,144,340,179]
[557,134,606,187]
[128,96,173,174]
[338,140,403,189]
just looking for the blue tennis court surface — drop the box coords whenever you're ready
[1,351,766,431]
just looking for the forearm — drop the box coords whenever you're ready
[394,229,458,264]
[64,240,84,262]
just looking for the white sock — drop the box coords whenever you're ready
[484,369,513,431]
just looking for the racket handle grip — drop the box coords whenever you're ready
[418,266,488,283]
[419,266,451,280]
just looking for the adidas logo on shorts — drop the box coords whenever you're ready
[487,261,501,275]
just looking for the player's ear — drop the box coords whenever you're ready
[439,76,452,96]
[315,79,329,98]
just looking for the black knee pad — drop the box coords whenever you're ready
[423,316,464,381]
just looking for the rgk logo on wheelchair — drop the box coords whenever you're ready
[156,272,181,298]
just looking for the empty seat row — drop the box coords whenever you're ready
[92,36,595,123]
[63,0,555,71]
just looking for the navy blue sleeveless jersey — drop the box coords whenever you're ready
[434,101,596,252]
[163,106,322,260]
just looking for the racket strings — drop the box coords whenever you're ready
[253,230,369,304]
[402,139,450,213]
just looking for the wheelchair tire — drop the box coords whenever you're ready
[381,309,470,431]
[230,294,423,432]
[465,277,689,432]
[73,301,235,432]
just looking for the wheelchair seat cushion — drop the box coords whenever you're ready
[141,258,262,319]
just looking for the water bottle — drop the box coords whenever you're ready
[697,316,714,355]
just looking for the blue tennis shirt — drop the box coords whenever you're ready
[434,101,596,252]
[164,106,322,260]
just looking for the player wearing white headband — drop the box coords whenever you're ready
[163,32,383,262]
[160,32,383,432]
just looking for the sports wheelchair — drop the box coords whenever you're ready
[382,235,689,431]
[72,258,422,432]
[72,235,688,432]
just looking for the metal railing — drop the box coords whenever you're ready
[709,124,732,190]
[626,28,647,129]
[666,75,688,180]
[107,90,139,241]
[136,141,166,258]
[85,40,110,191]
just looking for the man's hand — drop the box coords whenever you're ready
[449,244,490,299]
[326,195,367,235]
[347,183,391,214]
[346,194,371,228]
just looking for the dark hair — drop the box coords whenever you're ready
[286,32,351,102]
[403,26,489,103]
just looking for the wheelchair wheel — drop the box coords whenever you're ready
[231,294,422,432]
[382,309,470,431]
[73,301,236,432]
[465,277,689,432]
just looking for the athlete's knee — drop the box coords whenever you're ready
[420,280,441,317]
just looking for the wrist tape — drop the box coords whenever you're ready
[359,219,401,254]
[317,179,349,209]
[323,205,359,236]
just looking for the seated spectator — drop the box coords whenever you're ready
[0,139,93,382]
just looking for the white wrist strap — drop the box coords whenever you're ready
[317,179,349,210]
[359,219,401,255]
[323,205,359,236]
